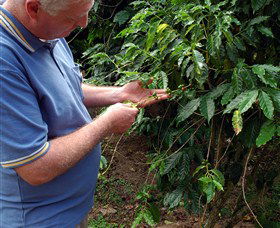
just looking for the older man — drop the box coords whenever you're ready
[0,0,168,227]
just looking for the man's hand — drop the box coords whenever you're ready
[120,80,170,108]
[101,103,139,134]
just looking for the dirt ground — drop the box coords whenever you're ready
[89,133,256,228]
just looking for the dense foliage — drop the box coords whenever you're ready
[73,0,280,226]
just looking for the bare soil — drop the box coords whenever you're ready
[89,133,256,227]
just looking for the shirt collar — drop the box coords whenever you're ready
[0,6,58,52]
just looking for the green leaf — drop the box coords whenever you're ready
[143,209,156,226]
[234,37,246,51]
[155,71,168,89]
[162,152,183,175]
[209,83,230,100]
[213,180,224,191]
[198,176,212,184]
[99,155,108,170]
[252,65,277,88]
[260,64,280,72]
[238,90,258,113]
[210,169,225,186]
[193,165,206,176]
[224,90,258,114]
[232,66,243,94]
[256,120,276,147]
[146,22,159,51]
[193,50,206,74]
[248,16,269,26]
[223,30,233,44]
[157,23,169,34]
[232,110,243,135]
[258,91,274,119]
[252,65,265,76]
[163,188,183,209]
[200,96,215,123]
[265,88,280,111]
[132,211,144,228]
[113,10,130,25]
[185,24,197,36]
[204,182,215,203]
[258,26,274,38]
[251,0,267,12]
[177,98,200,123]
[221,87,235,105]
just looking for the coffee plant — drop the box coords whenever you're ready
[80,0,280,226]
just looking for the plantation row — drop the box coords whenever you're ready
[70,0,280,226]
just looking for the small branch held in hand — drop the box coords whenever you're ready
[101,133,124,176]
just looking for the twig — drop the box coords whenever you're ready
[197,195,203,227]
[157,103,171,147]
[206,119,213,161]
[162,119,205,161]
[214,116,225,168]
[67,28,83,44]
[216,133,236,167]
[200,203,208,227]
[102,133,114,154]
[242,148,263,228]
[101,133,124,175]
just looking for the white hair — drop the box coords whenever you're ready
[39,0,91,16]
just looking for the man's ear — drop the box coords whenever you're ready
[25,0,40,19]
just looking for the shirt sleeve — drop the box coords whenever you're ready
[0,69,49,168]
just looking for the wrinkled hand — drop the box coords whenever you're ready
[121,80,170,108]
[102,103,139,134]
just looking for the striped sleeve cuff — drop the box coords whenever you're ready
[1,142,50,168]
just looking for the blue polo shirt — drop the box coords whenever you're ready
[0,7,101,227]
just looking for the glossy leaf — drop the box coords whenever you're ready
[209,83,230,100]
[210,169,225,186]
[224,90,258,114]
[232,66,243,94]
[200,96,215,123]
[177,98,200,124]
[256,120,276,147]
[251,0,267,12]
[221,87,235,105]
[146,22,158,51]
[258,91,274,119]
[143,209,156,226]
[258,26,274,38]
[253,65,277,88]
[238,90,258,113]
[162,152,182,175]
[114,10,130,25]
[265,88,280,111]
[157,24,169,34]
[164,188,184,209]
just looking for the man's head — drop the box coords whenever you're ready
[39,0,93,16]
[3,0,94,39]
[39,0,77,16]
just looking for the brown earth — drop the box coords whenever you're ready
[89,133,256,227]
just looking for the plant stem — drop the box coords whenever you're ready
[241,148,263,228]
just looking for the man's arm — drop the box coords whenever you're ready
[82,81,170,108]
[15,104,138,186]
[82,84,125,107]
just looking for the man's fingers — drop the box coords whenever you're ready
[138,94,169,107]
[151,89,166,93]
